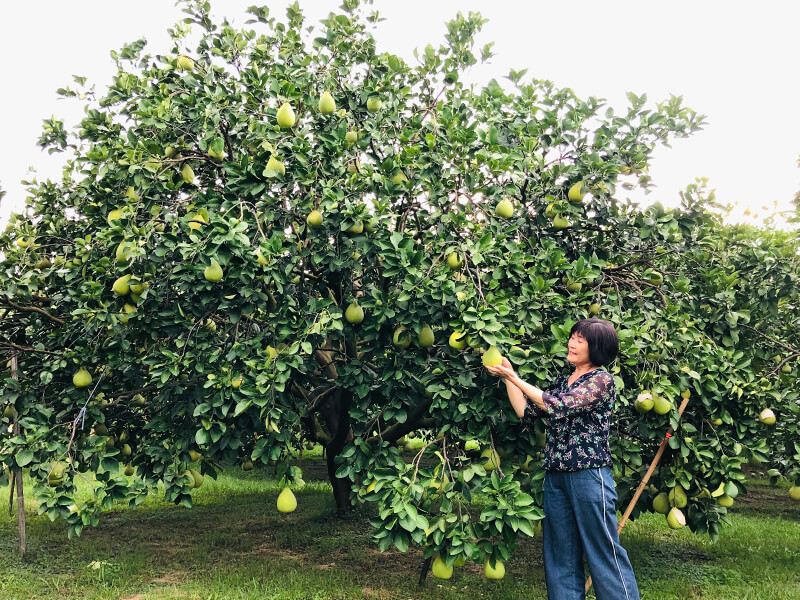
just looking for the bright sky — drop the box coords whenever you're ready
[1,1,798,230]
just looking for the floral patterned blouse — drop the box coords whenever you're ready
[524,369,614,472]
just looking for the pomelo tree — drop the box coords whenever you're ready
[1,0,798,571]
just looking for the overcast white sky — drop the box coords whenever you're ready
[1,1,798,229]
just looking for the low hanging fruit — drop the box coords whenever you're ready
[112,274,132,296]
[266,156,285,175]
[669,486,687,508]
[482,346,503,367]
[307,210,323,228]
[177,55,194,71]
[345,130,359,146]
[431,556,453,580]
[204,260,223,282]
[73,367,92,388]
[568,181,586,203]
[391,171,408,185]
[634,392,654,413]
[484,558,505,579]
[759,408,776,425]
[553,215,570,229]
[666,507,685,529]
[276,102,296,128]
[495,198,514,218]
[393,326,411,348]
[277,487,297,513]
[447,252,462,269]
[418,324,435,347]
[448,331,467,350]
[345,301,364,324]
[652,492,670,514]
[318,91,336,114]
[653,394,672,415]
[181,164,195,184]
[481,448,500,471]
[366,96,382,112]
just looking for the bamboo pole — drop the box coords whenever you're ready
[9,349,26,556]
[585,395,691,594]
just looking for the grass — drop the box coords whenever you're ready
[1,463,799,600]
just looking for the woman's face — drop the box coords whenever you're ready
[567,332,592,366]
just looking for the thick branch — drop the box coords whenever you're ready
[4,301,65,325]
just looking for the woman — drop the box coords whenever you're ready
[487,317,640,600]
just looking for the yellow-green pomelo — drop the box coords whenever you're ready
[449,331,467,350]
[318,91,336,114]
[73,367,92,388]
[431,556,453,579]
[568,181,586,203]
[107,208,124,224]
[447,252,462,269]
[345,130,358,145]
[277,487,297,513]
[669,486,687,508]
[307,210,323,228]
[495,198,514,218]
[418,324,435,348]
[481,448,500,471]
[635,392,654,413]
[391,171,408,185]
[717,494,734,508]
[124,464,135,476]
[188,450,203,462]
[652,492,670,514]
[366,96,382,112]
[520,455,537,473]
[759,408,776,425]
[482,346,503,367]
[345,302,364,324]
[588,302,601,315]
[204,260,223,282]
[666,507,686,529]
[553,215,570,229]
[242,459,254,471]
[177,55,194,71]
[544,202,556,218]
[188,212,207,231]
[183,469,196,488]
[112,274,132,295]
[120,443,132,457]
[653,395,672,415]
[276,102,296,128]
[129,279,147,295]
[189,468,204,488]
[484,558,505,579]
[347,220,364,234]
[789,486,800,501]
[393,326,411,348]
[266,156,285,175]
[181,164,195,184]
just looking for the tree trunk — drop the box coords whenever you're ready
[10,348,25,556]
[320,388,354,513]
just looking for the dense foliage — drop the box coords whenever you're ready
[1,0,798,567]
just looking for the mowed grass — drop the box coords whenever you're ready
[1,463,799,600]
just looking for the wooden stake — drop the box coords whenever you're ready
[10,349,26,556]
[585,396,691,594]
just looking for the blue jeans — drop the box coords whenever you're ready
[543,467,640,600]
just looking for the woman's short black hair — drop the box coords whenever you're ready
[570,318,619,367]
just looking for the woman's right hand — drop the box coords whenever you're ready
[486,357,518,383]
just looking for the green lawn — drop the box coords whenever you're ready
[1,464,799,600]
